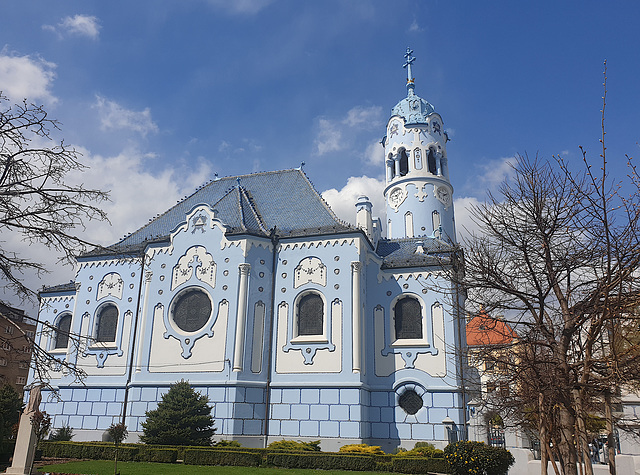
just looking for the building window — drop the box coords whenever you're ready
[427,149,437,175]
[25,330,34,339]
[399,149,409,176]
[22,345,31,353]
[172,288,212,333]
[399,389,423,415]
[297,293,323,336]
[16,376,26,385]
[54,314,72,349]
[95,304,118,343]
[394,296,423,340]
[1,341,10,351]
[18,361,29,369]
[5,326,13,334]
[0,358,6,366]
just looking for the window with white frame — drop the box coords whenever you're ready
[16,376,26,385]
[0,358,6,366]
[5,326,13,334]
[54,314,72,349]
[297,293,324,336]
[95,304,118,343]
[394,296,423,340]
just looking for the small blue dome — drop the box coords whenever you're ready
[391,89,435,125]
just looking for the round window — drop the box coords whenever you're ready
[398,389,423,415]
[172,288,212,333]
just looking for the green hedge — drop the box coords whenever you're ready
[393,456,452,474]
[184,448,262,466]
[41,442,177,463]
[0,440,16,463]
[267,452,377,471]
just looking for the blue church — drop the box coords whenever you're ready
[36,49,467,451]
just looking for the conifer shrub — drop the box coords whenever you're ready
[401,441,445,458]
[444,441,514,475]
[49,424,74,441]
[266,439,321,452]
[338,443,385,455]
[140,380,215,446]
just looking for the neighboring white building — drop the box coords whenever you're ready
[35,49,467,450]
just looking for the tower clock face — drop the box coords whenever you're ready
[388,187,406,211]
[435,186,451,206]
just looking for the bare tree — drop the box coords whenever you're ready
[0,93,109,386]
[460,65,640,475]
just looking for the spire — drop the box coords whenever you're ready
[403,47,416,93]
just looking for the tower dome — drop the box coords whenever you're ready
[382,48,456,243]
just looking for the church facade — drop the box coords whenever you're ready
[36,50,467,450]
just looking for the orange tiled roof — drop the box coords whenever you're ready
[466,311,517,346]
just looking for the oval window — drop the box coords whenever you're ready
[172,288,212,333]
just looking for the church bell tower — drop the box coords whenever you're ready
[383,48,456,243]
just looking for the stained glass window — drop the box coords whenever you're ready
[173,288,212,333]
[394,297,423,340]
[297,293,323,336]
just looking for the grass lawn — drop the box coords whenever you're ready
[37,460,407,475]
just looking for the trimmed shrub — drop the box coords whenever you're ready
[339,443,385,455]
[214,440,242,448]
[49,424,74,441]
[267,439,321,452]
[184,448,262,466]
[444,441,514,475]
[138,447,178,463]
[401,442,445,459]
[267,452,376,471]
[393,456,452,474]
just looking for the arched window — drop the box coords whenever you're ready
[297,293,323,336]
[54,314,71,349]
[387,156,396,180]
[95,304,118,343]
[432,211,441,237]
[394,296,423,340]
[427,149,437,175]
[404,211,414,238]
[399,149,409,176]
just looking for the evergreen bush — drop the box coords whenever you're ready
[49,424,74,441]
[266,439,321,452]
[339,443,385,455]
[140,380,215,446]
[266,452,376,471]
[183,448,262,466]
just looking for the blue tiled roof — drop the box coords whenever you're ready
[377,237,456,269]
[391,89,436,126]
[88,169,353,256]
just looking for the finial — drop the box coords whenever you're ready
[403,47,416,91]
[236,177,241,187]
[298,161,305,170]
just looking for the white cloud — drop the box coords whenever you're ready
[0,52,57,104]
[93,95,158,137]
[468,156,517,196]
[43,14,101,39]
[454,196,483,243]
[342,105,382,129]
[322,175,386,225]
[364,139,385,166]
[206,0,274,14]
[409,19,424,32]
[315,118,343,155]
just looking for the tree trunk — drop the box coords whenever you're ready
[605,390,616,475]
[573,388,594,475]
[540,393,549,475]
[557,405,579,475]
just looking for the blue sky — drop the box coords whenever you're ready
[2,1,640,312]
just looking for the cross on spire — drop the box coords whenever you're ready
[403,47,415,88]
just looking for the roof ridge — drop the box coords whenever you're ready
[298,168,354,230]
[238,187,269,235]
